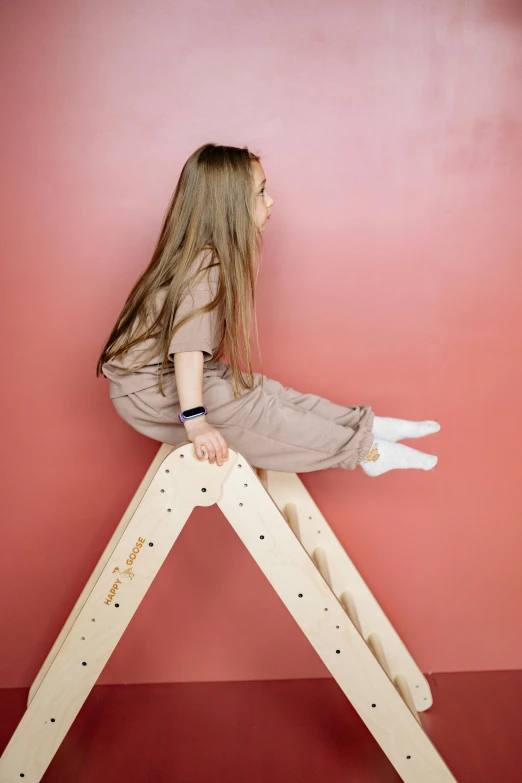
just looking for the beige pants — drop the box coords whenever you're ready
[111,359,375,473]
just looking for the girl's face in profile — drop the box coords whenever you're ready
[251,160,274,233]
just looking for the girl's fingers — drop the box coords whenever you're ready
[194,437,228,464]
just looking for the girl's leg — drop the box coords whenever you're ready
[251,373,440,444]
[207,368,438,476]
[253,372,372,430]
[200,368,375,473]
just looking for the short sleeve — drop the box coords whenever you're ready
[167,256,221,361]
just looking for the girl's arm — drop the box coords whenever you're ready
[173,350,207,426]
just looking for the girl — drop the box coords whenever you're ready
[97,143,440,477]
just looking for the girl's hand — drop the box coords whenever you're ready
[184,419,229,466]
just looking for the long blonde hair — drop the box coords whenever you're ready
[96,143,265,398]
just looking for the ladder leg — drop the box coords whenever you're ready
[219,459,459,783]
[0,442,235,783]
[267,470,433,714]
[28,443,175,706]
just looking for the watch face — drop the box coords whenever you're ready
[183,406,205,418]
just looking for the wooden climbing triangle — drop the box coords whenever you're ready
[0,441,459,782]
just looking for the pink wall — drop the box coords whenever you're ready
[1,0,521,688]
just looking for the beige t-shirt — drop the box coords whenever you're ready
[102,250,222,398]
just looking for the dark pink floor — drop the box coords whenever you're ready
[1,671,521,782]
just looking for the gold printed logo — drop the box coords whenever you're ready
[113,566,134,580]
[362,443,380,462]
[104,537,146,606]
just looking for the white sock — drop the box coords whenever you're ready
[372,416,440,442]
[358,438,438,477]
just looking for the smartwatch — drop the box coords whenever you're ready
[178,405,208,424]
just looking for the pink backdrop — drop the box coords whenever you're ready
[1,0,521,688]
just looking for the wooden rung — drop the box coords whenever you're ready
[395,674,422,726]
[340,590,364,636]
[367,634,421,725]
[255,466,269,492]
[367,632,394,680]
[311,547,333,590]
[282,501,301,541]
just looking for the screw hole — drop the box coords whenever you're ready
[165,469,170,473]
[149,542,154,546]
[115,604,119,608]
[260,535,264,539]
[81,637,85,640]
[201,488,207,492]
[82,662,87,666]
[336,650,340,654]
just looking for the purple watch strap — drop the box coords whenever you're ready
[178,405,208,424]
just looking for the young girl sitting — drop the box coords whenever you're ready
[97,143,440,477]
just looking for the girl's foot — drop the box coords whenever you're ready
[359,438,438,477]
[372,416,440,443]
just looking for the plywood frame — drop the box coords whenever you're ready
[0,442,459,783]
